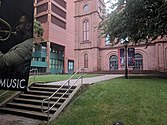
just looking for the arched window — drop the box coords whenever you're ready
[83,20,89,41]
[84,54,88,68]
[109,55,118,70]
[83,5,89,12]
[134,53,143,70]
[105,34,110,45]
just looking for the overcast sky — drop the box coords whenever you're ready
[104,0,118,12]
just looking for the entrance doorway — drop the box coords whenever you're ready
[68,60,74,74]
[134,53,143,70]
[109,55,118,70]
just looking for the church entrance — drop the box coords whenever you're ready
[109,55,118,70]
[134,53,143,70]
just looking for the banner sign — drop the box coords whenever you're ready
[0,0,34,91]
[120,48,125,67]
[119,48,135,67]
[128,48,135,66]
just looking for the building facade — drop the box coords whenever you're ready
[74,0,167,73]
[74,0,105,72]
[32,0,75,74]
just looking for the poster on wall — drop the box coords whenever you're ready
[119,48,135,67]
[120,48,125,67]
[0,0,34,91]
[128,48,135,66]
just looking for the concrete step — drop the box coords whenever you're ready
[6,102,57,114]
[13,98,63,107]
[29,86,74,93]
[19,93,67,102]
[0,81,80,121]
[33,83,76,89]
[0,107,51,120]
[25,90,70,97]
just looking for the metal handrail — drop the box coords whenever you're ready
[41,68,84,121]
[29,68,38,81]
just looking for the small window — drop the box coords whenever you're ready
[105,34,110,45]
[83,5,89,12]
[84,54,88,68]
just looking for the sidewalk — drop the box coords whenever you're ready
[47,73,167,86]
[47,74,124,86]
[0,114,43,125]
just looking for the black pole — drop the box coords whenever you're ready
[125,44,128,79]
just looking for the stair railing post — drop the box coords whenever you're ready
[81,75,83,85]
[68,80,70,98]
[48,99,50,121]
[33,69,35,81]
[81,68,84,85]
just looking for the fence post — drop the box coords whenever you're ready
[48,99,50,121]
[68,80,70,97]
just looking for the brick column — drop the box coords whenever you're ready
[46,41,50,73]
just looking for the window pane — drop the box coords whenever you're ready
[87,22,89,30]
[84,54,88,68]
[87,32,89,40]
[110,55,118,70]
[84,32,86,41]
[83,5,89,12]
[83,20,89,41]
[84,22,86,31]
[134,53,143,70]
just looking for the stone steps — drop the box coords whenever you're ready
[0,107,51,120]
[0,83,78,121]
[19,93,67,101]
[6,102,57,114]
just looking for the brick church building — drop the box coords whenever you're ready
[74,0,167,73]
[33,0,167,74]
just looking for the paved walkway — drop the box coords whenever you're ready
[0,114,43,125]
[47,74,124,86]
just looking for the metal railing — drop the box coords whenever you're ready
[29,68,38,81]
[41,68,84,121]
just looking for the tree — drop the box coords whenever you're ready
[99,0,167,45]
[34,19,44,38]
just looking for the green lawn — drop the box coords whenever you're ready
[0,90,15,103]
[49,76,167,125]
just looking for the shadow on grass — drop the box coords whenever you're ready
[128,75,167,79]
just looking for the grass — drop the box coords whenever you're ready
[48,76,167,125]
[0,90,16,103]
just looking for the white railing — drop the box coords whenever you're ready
[29,68,38,81]
[41,68,84,121]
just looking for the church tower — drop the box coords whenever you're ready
[74,0,105,72]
